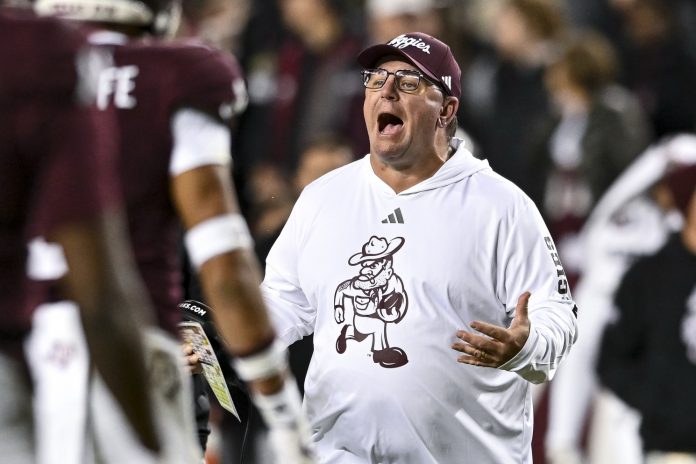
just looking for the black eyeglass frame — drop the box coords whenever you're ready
[361,68,443,94]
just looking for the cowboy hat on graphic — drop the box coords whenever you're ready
[348,236,405,265]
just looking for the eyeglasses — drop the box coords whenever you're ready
[361,68,441,94]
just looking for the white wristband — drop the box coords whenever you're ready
[184,213,253,269]
[233,339,287,381]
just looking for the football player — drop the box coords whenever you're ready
[0,3,158,462]
[29,0,314,462]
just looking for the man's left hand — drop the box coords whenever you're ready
[451,292,531,368]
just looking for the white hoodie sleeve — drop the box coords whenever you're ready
[497,197,579,384]
[261,195,316,347]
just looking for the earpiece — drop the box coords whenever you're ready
[438,118,446,128]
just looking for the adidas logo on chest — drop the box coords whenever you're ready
[381,208,404,224]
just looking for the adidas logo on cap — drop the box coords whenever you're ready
[441,76,452,90]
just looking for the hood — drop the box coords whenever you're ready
[397,137,490,195]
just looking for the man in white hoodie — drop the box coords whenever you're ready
[262,32,578,463]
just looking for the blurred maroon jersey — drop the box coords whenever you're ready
[90,34,247,334]
[0,9,119,341]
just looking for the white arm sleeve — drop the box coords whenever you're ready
[169,108,231,176]
[260,196,316,347]
[497,198,579,384]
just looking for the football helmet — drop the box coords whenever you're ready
[34,0,181,36]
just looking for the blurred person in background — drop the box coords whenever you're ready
[176,0,250,54]
[528,31,649,286]
[365,0,444,44]
[241,134,356,269]
[246,163,295,215]
[0,3,158,461]
[561,0,617,39]
[31,0,314,462]
[609,0,696,138]
[598,158,696,464]
[546,134,696,464]
[293,134,355,195]
[460,0,567,194]
[245,136,355,263]
[233,0,366,203]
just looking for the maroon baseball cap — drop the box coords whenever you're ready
[357,32,461,98]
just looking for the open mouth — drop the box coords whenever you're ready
[378,113,404,135]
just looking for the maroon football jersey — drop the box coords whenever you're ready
[91,35,246,334]
[0,9,119,340]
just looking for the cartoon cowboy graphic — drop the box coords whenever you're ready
[334,236,409,368]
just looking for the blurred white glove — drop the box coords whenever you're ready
[253,377,315,464]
